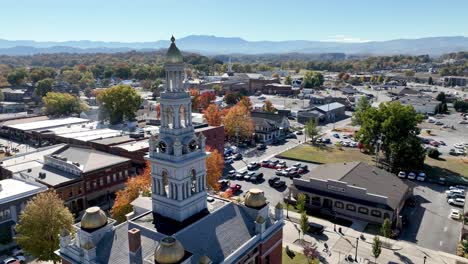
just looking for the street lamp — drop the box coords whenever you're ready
[423,256,427,264]
[355,237,359,262]
[332,210,337,232]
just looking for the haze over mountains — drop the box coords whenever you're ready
[0,35,467,56]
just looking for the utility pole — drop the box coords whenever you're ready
[355,237,359,261]
[423,256,427,264]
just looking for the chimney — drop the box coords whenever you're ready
[128,228,142,264]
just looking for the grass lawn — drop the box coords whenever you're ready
[279,144,374,164]
[279,144,468,184]
[282,248,312,264]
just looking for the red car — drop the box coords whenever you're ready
[229,183,242,193]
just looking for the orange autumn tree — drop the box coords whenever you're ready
[203,104,223,126]
[238,96,253,111]
[222,104,254,140]
[111,161,151,223]
[206,148,224,192]
[155,103,161,119]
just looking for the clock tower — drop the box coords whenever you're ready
[147,36,208,222]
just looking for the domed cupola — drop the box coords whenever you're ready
[166,35,183,64]
[155,236,185,264]
[244,188,267,209]
[80,206,108,231]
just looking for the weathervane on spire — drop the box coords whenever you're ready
[171,35,175,43]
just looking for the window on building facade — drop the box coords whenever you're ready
[107,175,111,184]
[311,196,321,206]
[346,204,356,211]
[371,210,382,218]
[99,178,104,186]
[86,182,90,191]
[92,181,97,189]
[0,208,11,222]
[358,207,369,215]
[334,201,344,209]
[68,190,73,197]
[113,174,117,182]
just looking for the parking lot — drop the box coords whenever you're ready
[222,159,320,206]
[400,182,462,254]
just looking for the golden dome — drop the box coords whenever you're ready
[80,207,108,230]
[256,215,265,224]
[154,236,185,264]
[166,35,183,64]
[199,255,211,264]
[244,188,267,208]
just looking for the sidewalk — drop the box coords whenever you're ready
[282,210,468,264]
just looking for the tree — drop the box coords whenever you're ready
[297,193,307,213]
[197,92,216,110]
[203,104,223,126]
[222,104,254,139]
[285,75,292,85]
[303,244,320,264]
[96,84,142,124]
[427,148,441,159]
[404,70,415,77]
[454,100,468,112]
[355,101,425,172]
[436,92,447,102]
[303,71,324,88]
[299,211,309,241]
[458,240,468,258]
[0,91,3,102]
[272,73,280,79]
[305,119,321,143]
[113,63,132,79]
[206,148,224,192]
[238,96,253,111]
[381,218,392,238]
[352,96,371,125]
[43,92,88,116]
[224,92,241,105]
[84,87,94,98]
[15,191,74,263]
[7,68,28,86]
[30,67,56,83]
[428,76,434,85]
[35,78,54,97]
[372,236,382,263]
[262,100,276,113]
[212,84,223,95]
[111,161,151,223]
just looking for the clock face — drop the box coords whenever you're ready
[189,140,197,152]
[159,141,167,153]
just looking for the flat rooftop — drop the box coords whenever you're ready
[58,128,123,142]
[0,178,46,202]
[112,140,149,152]
[1,144,66,169]
[6,117,89,131]
[22,165,80,187]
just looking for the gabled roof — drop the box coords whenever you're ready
[315,102,345,113]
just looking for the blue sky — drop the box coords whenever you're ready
[1,0,467,42]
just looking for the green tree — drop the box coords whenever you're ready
[285,75,292,85]
[436,92,446,102]
[300,211,309,241]
[113,63,132,79]
[404,70,415,77]
[297,193,307,213]
[35,78,54,97]
[7,68,28,86]
[356,101,425,172]
[0,91,4,102]
[453,100,468,112]
[428,76,434,85]
[43,92,88,116]
[352,96,371,125]
[96,84,143,124]
[372,236,382,263]
[224,92,241,105]
[262,100,276,113]
[458,240,468,258]
[303,71,324,88]
[212,84,223,94]
[15,191,74,263]
[305,119,321,143]
[381,218,392,238]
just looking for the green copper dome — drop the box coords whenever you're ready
[166,35,183,63]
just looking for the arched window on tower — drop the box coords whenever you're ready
[191,169,197,193]
[166,106,173,128]
[162,171,169,197]
[180,105,186,128]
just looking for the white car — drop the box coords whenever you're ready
[416,173,426,181]
[456,149,466,155]
[450,185,467,191]
[450,209,462,220]
[448,198,465,207]
[446,189,465,196]
[398,171,406,178]
[454,143,465,149]
[228,170,236,177]
[427,119,435,123]
[407,172,416,180]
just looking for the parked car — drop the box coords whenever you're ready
[397,171,406,178]
[257,144,267,150]
[450,185,467,190]
[1,257,20,264]
[261,160,271,167]
[322,138,331,144]
[429,141,440,147]
[295,131,303,135]
[228,170,237,178]
[244,171,256,181]
[454,143,465,149]
[247,162,259,170]
[448,198,465,207]
[307,222,325,235]
[228,183,242,193]
[273,180,286,188]
[224,157,233,165]
[450,209,462,220]
[449,148,457,155]
[232,153,243,160]
[251,172,264,182]
[407,172,416,180]
[439,140,446,146]
[218,180,229,189]
[292,162,302,168]
[268,177,281,186]
[235,170,247,180]
[435,121,443,126]
[446,189,465,197]
[447,193,465,200]
[275,169,284,176]
[416,173,426,181]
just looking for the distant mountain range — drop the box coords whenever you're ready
[0,35,467,56]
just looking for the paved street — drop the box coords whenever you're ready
[282,211,468,264]
[400,182,462,254]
